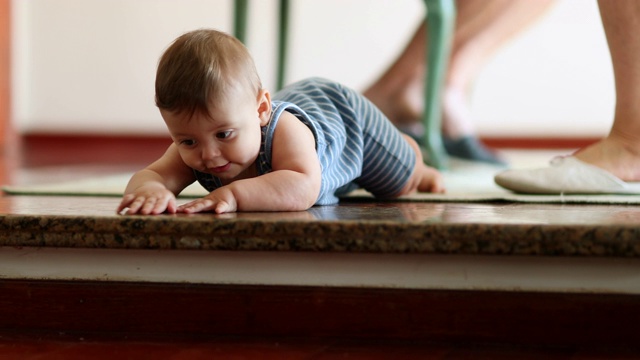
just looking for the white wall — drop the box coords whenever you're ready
[472,0,613,137]
[11,0,613,138]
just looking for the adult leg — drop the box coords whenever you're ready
[364,0,555,162]
[363,21,426,127]
[574,0,640,181]
[443,0,555,139]
[442,0,555,164]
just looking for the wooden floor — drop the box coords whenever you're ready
[1,138,640,358]
[2,279,640,359]
[2,336,639,360]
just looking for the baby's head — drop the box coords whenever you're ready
[156,29,271,180]
[155,29,262,117]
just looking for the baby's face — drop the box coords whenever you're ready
[162,88,269,181]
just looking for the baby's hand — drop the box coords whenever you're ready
[178,188,237,214]
[117,183,177,215]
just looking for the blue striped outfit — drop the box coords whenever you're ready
[194,77,416,205]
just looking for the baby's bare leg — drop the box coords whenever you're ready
[396,134,446,196]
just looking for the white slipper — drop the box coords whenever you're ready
[494,156,640,194]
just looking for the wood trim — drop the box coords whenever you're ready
[482,136,599,150]
[21,134,172,167]
[1,279,639,348]
[0,0,17,186]
[19,133,599,167]
[0,0,9,147]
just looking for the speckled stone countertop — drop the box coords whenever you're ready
[1,196,640,257]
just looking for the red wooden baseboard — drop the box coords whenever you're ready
[21,134,172,167]
[1,279,639,349]
[19,133,600,167]
[482,137,599,150]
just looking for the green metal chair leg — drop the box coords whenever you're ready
[234,0,289,90]
[236,0,454,168]
[423,0,456,170]
[233,0,248,44]
[277,0,290,90]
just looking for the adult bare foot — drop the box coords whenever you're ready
[442,87,506,165]
[366,82,506,165]
[573,133,640,182]
[364,78,423,127]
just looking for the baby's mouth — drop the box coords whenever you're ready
[209,162,231,174]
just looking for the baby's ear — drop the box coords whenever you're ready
[256,89,271,126]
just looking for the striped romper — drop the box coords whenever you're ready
[194,77,416,205]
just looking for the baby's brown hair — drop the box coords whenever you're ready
[155,29,262,116]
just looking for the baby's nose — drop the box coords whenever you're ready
[201,144,221,161]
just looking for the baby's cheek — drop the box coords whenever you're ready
[180,152,199,168]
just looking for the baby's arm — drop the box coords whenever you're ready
[178,112,322,214]
[117,144,196,215]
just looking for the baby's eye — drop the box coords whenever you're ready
[216,131,232,139]
[180,139,195,146]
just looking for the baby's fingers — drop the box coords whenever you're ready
[178,199,216,214]
[165,198,178,214]
[116,194,136,214]
[119,195,150,214]
[214,201,233,214]
[118,194,174,215]
[139,195,177,215]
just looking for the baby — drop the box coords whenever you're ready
[117,29,444,215]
